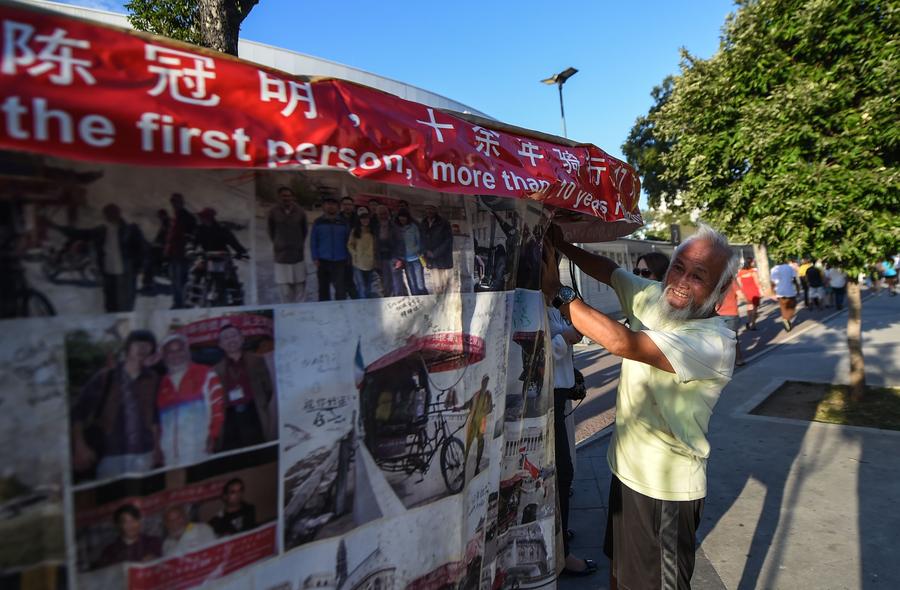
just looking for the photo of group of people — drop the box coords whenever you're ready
[255,171,472,304]
[0,151,255,319]
[74,446,278,588]
[66,310,278,484]
[1,154,547,325]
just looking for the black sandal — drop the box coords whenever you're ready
[562,558,598,577]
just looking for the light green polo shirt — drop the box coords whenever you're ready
[607,268,735,501]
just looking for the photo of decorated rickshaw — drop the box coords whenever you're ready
[358,333,486,497]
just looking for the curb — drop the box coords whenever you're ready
[739,293,873,368]
[575,423,613,450]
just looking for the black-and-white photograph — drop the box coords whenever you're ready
[0,152,255,318]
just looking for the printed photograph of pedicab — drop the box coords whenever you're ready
[0,151,105,319]
[359,333,488,505]
[504,331,547,422]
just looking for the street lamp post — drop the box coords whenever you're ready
[541,67,578,138]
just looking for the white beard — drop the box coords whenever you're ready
[660,285,719,322]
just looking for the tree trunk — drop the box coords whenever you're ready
[752,243,773,295]
[847,281,865,401]
[198,0,259,56]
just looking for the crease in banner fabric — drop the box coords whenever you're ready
[0,3,642,590]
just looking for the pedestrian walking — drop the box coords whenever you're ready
[770,258,800,331]
[717,281,744,366]
[825,264,848,310]
[736,258,763,330]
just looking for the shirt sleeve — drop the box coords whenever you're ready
[644,323,734,383]
[610,267,656,323]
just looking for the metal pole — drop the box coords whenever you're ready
[558,82,567,138]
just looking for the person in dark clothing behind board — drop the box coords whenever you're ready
[420,203,454,294]
[311,197,351,301]
[209,478,257,537]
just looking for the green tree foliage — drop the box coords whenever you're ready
[652,0,898,274]
[125,0,201,46]
[622,76,686,210]
[125,0,260,56]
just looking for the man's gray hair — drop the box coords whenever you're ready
[673,224,740,305]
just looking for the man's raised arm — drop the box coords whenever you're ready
[552,227,619,286]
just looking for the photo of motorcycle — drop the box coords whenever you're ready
[183,249,248,308]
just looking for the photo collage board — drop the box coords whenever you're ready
[0,151,561,590]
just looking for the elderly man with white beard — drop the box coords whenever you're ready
[542,224,738,590]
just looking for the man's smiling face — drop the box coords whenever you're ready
[662,238,728,319]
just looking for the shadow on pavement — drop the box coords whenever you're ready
[702,291,899,589]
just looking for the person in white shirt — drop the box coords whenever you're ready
[825,264,848,310]
[770,259,800,331]
[547,293,596,577]
[543,224,737,590]
[162,505,217,556]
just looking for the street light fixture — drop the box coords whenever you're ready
[541,67,578,138]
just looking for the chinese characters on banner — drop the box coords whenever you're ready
[0,3,641,232]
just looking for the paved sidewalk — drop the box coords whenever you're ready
[561,292,900,589]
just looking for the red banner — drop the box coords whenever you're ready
[0,3,641,232]
[127,525,276,590]
[179,313,274,345]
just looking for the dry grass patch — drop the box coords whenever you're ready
[751,381,900,431]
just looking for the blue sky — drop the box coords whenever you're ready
[55,0,735,165]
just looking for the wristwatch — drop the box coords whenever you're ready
[552,285,577,309]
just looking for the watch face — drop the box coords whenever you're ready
[558,286,576,302]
